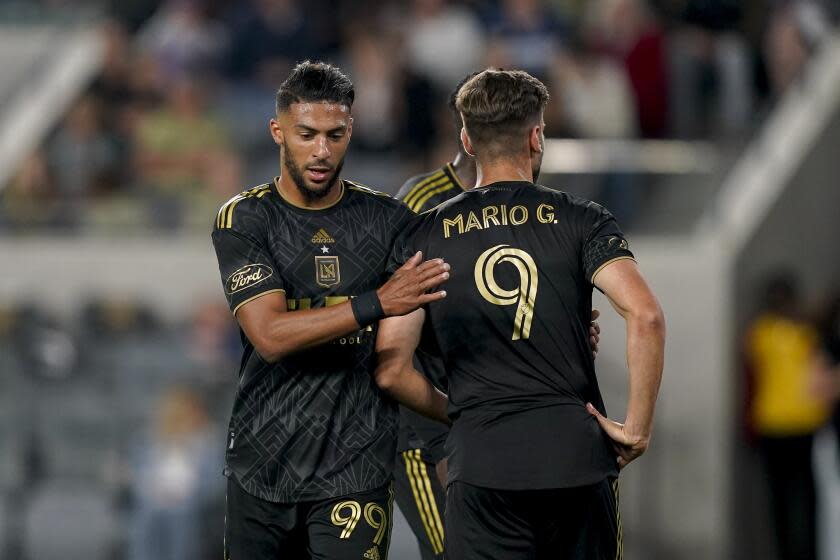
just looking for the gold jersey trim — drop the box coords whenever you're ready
[410,181,455,212]
[402,450,444,554]
[216,184,271,229]
[590,256,636,284]
[402,170,447,208]
[613,479,623,560]
[347,182,390,197]
[232,288,285,316]
[445,162,467,191]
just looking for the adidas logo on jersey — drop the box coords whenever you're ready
[363,546,380,560]
[311,228,335,244]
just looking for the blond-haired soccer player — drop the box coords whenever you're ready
[374,69,665,559]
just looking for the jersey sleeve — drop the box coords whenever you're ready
[385,211,424,277]
[408,343,450,462]
[211,202,285,315]
[581,202,635,283]
[395,176,419,204]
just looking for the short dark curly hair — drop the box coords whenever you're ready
[275,60,355,114]
[455,69,549,157]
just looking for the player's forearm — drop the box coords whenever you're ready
[623,306,666,441]
[375,365,450,425]
[256,302,362,362]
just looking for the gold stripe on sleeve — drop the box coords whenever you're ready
[217,185,270,229]
[224,196,247,229]
[231,288,285,316]
[411,182,455,212]
[405,175,451,210]
[217,193,244,228]
[403,171,446,208]
[226,185,270,227]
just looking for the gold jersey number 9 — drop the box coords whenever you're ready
[474,244,539,340]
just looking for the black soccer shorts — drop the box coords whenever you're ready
[393,448,446,560]
[445,477,622,560]
[224,477,394,560]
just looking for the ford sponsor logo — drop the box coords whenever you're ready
[226,264,273,294]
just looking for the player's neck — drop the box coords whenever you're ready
[451,151,477,190]
[475,158,533,188]
[275,174,343,209]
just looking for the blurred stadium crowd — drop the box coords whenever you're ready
[1,1,839,559]
[1,0,836,233]
[0,297,238,558]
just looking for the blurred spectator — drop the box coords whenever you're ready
[743,272,827,560]
[132,78,240,228]
[397,68,439,170]
[550,32,640,224]
[588,0,670,138]
[138,0,228,82]
[90,21,136,121]
[128,386,221,560]
[80,299,159,340]
[186,301,238,375]
[11,306,79,382]
[552,37,637,139]
[225,0,320,87]
[48,95,125,198]
[0,151,60,230]
[669,0,753,138]
[486,0,567,80]
[404,0,485,93]
[764,1,831,96]
[811,290,840,560]
[812,292,840,458]
[5,0,826,232]
[344,30,403,153]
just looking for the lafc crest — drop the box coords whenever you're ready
[315,256,341,287]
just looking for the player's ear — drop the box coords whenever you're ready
[269,118,284,147]
[461,127,475,157]
[529,125,543,154]
[346,116,353,140]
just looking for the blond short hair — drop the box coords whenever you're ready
[455,69,549,157]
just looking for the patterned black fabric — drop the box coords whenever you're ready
[388,182,634,489]
[212,179,414,502]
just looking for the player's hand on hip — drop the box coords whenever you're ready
[586,402,649,470]
[378,251,449,316]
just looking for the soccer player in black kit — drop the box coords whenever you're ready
[374,69,666,559]
[393,73,602,560]
[211,61,450,560]
[392,74,476,560]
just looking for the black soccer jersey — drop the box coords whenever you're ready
[388,181,635,490]
[397,162,466,214]
[395,164,466,461]
[211,178,414,502]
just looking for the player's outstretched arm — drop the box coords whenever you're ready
[236,252,449,363]
[588,259,665,469]
[374,309,450,425]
